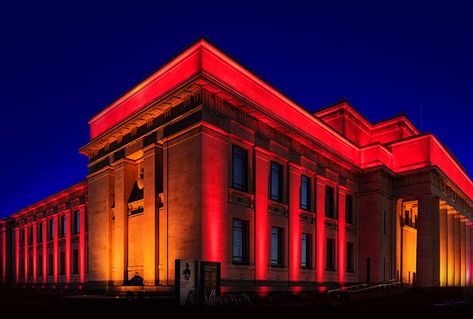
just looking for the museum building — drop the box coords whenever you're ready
[1,39,473,291]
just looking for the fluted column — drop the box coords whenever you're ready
[288,163,301,282]
[79,205,86,284]
[53,215,59,284]
[65,210,71,283]
[14,228,19,284]
[32,222,37,283]
[338,188,346,284]
[447,208,455,285]
[24,226,28,284]
[466,222,471,286]
[416,194,440,287]
[454,214,461,286]
[461,218,467,286]
[439,206,447,286]
[254,148,269,281]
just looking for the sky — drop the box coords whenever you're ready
[1,0,472,217]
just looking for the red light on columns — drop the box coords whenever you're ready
[65,211,71,283]
[338,190,346,284]
[289,164,301,282]
[53,216,59,284]
[79,206,86,283]
[316,179,326,283]
[42,220,47,283]
[24,226,28,284]
[255,149,270,281]
[1,229,6,284]
[15,228,19,284]
[32,222,37,283]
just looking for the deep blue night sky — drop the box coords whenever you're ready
[1,0,472,217]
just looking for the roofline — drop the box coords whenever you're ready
[11,181,87,218]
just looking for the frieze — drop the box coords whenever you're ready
[433,171,473,215]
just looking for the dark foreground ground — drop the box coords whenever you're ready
[1,287,473,317]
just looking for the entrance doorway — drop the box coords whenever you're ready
[398,200,418,285]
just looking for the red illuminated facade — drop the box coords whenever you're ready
[1,39,473,291]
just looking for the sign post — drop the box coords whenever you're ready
[175,259,196,305]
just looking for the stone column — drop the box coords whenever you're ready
[65,210,71,284]
[79,205,86,284]
[113,159,136,285]
[447,208,455,286]
[461,218,467,286]
[42,220,47,283]
[338,189,347,284]
[143,145,157,286]
[53,215,59,284]
[255,147,269,281]
[455,214,461,286]
[439,206,447,286]
[416,194,440,287]
[14,228,19,284]
[24,226,28,284]
[316,177,326,283]
[288,163,301,282]
[1,227,6,284]
[32,222,37,283]
[466,222,471,286]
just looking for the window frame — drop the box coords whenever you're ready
[301,233,311,269]
[270,226,284,267]
[269,161,283,202]
[300,175,311,211]
[231,144,248,192]
[232,218,249,265]
[326,237,336,271]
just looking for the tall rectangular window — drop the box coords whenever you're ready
[232,219,249,264]
[48,253,53,276]
[72,249,79,274]
[73,211,80,235]
[326,238,335,271]
[301,233,311,268]
[325,186,335,218]
[59,251,65,275]
[345,194,353,224]
[271,227,284,267]
[59,215,66,238]
[300,175,311,210]
[48,219,54,241]
[347,242,355,272]
[38,254,43,276]
[270,162,283,202]
[232,145,248,192]
[37,223,43,243]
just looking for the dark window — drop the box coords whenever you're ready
[300,175,311,210]
[326,238,336,271]
[28,256,33,277]
[347,242,355,272]
[37,223,43,243]
[232,219,249,264]
[48,253,54,276]
[59,252,65,275]
[325,186,335,218]
[73,211,80,235]
[28,226,33,245]
[48,219,54,241]
[38,254,43,276]
[301,233,311,268]
[345,194,353,224]
[60,215,66,238]
[232,145,248,191]
[72,249,79,274]
[271,227,284,267]
[20,228,25,247]
[270,162,283,202]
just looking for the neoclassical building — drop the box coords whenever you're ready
[1,39,473,291]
